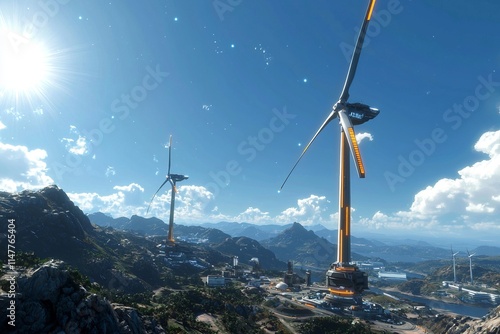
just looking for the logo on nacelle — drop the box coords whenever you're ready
[348,112,363,120]
[346,103,380,126]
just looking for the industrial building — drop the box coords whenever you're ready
[378,271,407,281]
[206,275,226,287]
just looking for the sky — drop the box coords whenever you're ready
[1,0,499,245]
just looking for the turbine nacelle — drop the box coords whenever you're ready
[345,103,379,125]
[333,102,379,125]
[170,174,189,183]
[147,135,188,214]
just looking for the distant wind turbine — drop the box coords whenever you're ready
[467,249,475,285]
[147,135,188,243]
[451,247,459,283]
[280,0,379,302]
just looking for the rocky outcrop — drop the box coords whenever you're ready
[0,186,162,293]
[0,260,164,333]
[0,185,94,262]
[423,307,500,334]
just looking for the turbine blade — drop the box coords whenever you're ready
[338,0,377,103]
[280,110,338,190]
[167,135,172,175]
[338,111,365,178]
[146,178,170,214]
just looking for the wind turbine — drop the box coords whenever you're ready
[451,247,459,283]
[467,249,475,285]
[147,135,189,243]
[280,0,379,302]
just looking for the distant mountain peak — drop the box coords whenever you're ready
[282,222,316,240]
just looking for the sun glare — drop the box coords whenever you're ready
[0,29,51,99]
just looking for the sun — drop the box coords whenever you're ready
[0,29,51,97]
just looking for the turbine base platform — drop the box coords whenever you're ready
[325,265,368,304]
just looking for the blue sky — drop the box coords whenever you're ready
[1,0,499,244]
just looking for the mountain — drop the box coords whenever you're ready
[358,243,452,263]
[202,221,457,263]
[260,222,367,270]
[260,222,335,270]
[87,211,129,229]
[214,236,287,270]
[315,228,385,247]
[200,221,293,240]
[88,213,169,236]
[175,224,231,244]
[472,246,500,256]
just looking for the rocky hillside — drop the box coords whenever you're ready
[419,306,500,334]
[0,260,163,333]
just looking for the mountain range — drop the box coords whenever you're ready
[87,212,500,264]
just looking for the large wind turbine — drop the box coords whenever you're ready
[280,0,379,302]
[451,247,459,283]
[147,135,189,243]
[467,249,475,285]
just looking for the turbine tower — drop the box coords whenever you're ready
[467,249,475,285]
[280,0,379,303]
[451,247,459,283]
[147,135,189,243]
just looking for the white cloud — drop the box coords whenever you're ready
[61,136,89,155]
[360,129,500,235]
[0,120,6,130]
[356,132,374,144]
[474,130,500,157]
[68,183,145,218]
[70,183,218,223]
[69,184,332,227]
[0,142,54,192]
[277,194,330,226]
[105,166,116,177]
[153,185,217,222]
[408,130,500,219]
[235,207,272,225]
[61,125,90,155]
